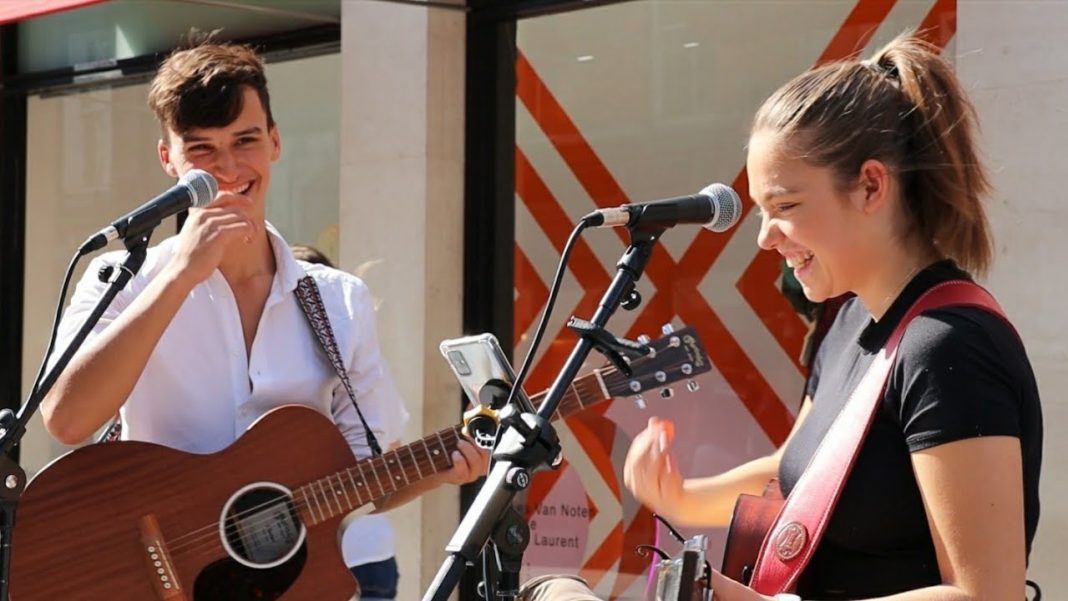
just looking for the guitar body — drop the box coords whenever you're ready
[721,479,784,585]
[11,406,358,601]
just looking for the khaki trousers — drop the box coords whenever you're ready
[516,575,605,601]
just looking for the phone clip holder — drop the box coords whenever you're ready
[567,317,651,377]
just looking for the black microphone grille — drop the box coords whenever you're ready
[180,169,219,208]
[699,183,742,233]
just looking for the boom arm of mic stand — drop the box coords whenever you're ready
[0,234,151,601]
[421,230,663,601]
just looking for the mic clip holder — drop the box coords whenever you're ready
[567,317,651,378]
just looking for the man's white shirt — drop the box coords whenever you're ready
[54,222,409,568]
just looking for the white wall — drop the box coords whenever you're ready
[960,3,1068,594]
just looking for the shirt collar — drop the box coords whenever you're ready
[265,221,304,294]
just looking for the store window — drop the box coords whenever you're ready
[20,52,341,474]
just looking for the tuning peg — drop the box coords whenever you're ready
[681,363,693,375]
[659,387,674,399]
[686,380,700,393]
[634,394,647,409]
[669,335,681,348]
[629,381,642,392]
[655,370,667,383]
[637,334,651,345]
[661,323,675,335]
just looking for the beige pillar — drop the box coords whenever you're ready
[339,2,465,599]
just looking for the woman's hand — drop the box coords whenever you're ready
[623,417,685,516]
[709,569,776,601]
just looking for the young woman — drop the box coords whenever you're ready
[522,33,1043,601]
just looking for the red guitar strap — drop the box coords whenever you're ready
[748,281,1009,595]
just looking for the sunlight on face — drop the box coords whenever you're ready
[159,87,281,214]
[746,131,868,303]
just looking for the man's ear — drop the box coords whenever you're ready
[853,159,891,215]
[158,139,179,178]
[269,126,281,162]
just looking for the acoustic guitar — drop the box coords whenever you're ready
[11,327,710,600]
[720,478,784,585]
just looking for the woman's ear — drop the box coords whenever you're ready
[853,159,891,215]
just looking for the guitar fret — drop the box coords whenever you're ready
[590,369,609,401]
[357,459,380,499]
[387,453,409,488]
[336,471,354,510]
[407,445,423,480]
[422,438,440,474]
[326,477,342,516]
[315,479,336,518]
[327,474,346,513]
[568,380,582,409]
[303,485,323,524]
[433,431,449,471]
[313,483,329,520]
[370,455,391,496]
[297,487,312,524]
[317,478,332,516]
[346,467,365,506]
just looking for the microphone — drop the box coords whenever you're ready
[78,169,218,254]
[582,183,742,233]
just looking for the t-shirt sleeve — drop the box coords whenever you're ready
[893,309,1023,453]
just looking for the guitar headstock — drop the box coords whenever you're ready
[600,325,711,407]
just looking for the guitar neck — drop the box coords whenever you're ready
[294,369,612,525]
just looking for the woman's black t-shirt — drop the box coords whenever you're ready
[779,261,1043,599]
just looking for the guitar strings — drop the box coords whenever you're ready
[163,366,638,558]
[164,368,635,558]
[163,375,610,554]
[160,353,693,561]
[166,429,461,553]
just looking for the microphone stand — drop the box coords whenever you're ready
[422,226,665,601]
[0,232,151,600]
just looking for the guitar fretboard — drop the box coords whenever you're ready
[294,371,609,525]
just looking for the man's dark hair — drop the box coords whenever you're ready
[148,41,275,137]
[291,244,335,268]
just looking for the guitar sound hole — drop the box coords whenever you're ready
[194,543,307,601]
[220,483,306,568]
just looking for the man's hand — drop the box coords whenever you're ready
[440,437,490,485]
[164,192,257,286]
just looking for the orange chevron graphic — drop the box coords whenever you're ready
[515,246,549,345]
[919,0,957,46]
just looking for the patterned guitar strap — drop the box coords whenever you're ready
[294,275,384,457]
[99,275,384,458]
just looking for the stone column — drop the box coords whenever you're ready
[339,1,465,598]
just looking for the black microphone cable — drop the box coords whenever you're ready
[479,218,591,600]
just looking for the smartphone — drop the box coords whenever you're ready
[439,333,531,409]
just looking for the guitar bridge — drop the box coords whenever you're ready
[138,514,187,600]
